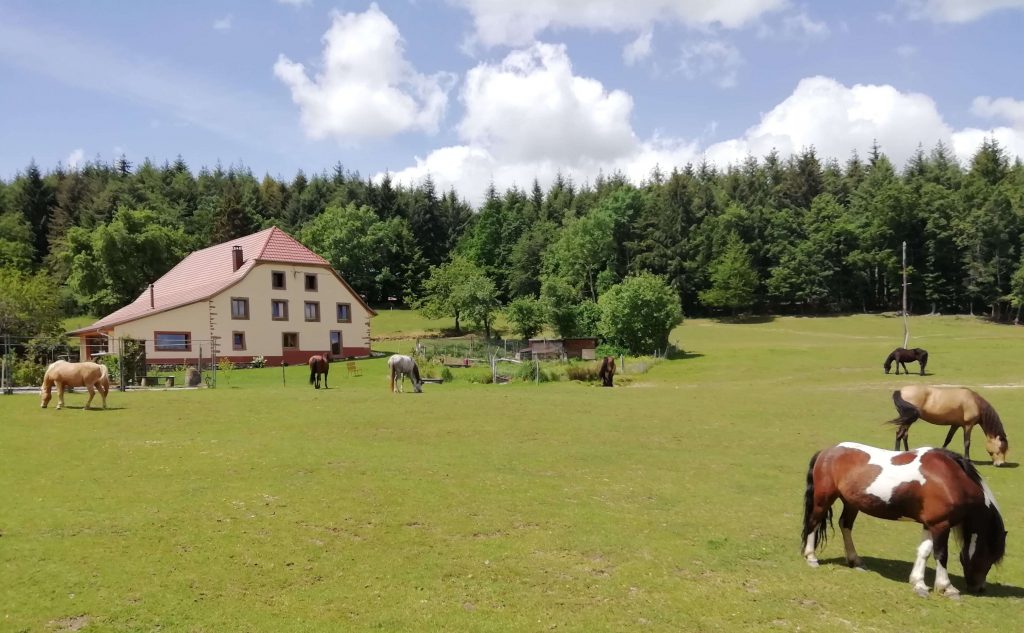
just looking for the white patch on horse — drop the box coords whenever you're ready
[968,533,978,560]
[979,479,1000,511]
[837,442,930,503]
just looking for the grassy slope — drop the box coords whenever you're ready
[3,314,1023,631]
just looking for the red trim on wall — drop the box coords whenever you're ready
[142,347,372,368]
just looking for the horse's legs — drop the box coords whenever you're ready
[962,425,974,462]
[84,382,96,410]
[941,426,958,450]
[99,381,108,409]
[909,528,934,597]
[930,527,959,598]
[802,493,836,567]
[895,425,910,451]
[838,503,864,568]
[56,381,65,410]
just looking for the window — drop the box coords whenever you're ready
[330,331,342,356]
[154,331,191,351]
[304,301,320,322]
[305,273,318,291]
[336,303,351,323]
[282,332,299,349]
[232,331,246,351]
[231,297,249,320]
[271,270,286,290]
[272,299,289,321]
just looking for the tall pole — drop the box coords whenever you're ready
[902,241,910,348]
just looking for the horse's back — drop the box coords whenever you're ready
[903,385,979,424]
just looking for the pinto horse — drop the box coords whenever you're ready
[388,354,423,393]
[802,442,1005,597]
[308,352,331,389]
[598,356,616,387]
[890,385,1008,466]
[884,347,929,375]
[40,360,110,410]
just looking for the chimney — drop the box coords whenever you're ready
[232,245,243,271]
[149,284,155,309]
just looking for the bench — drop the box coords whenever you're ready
[346,361,362,377]
[139,375,175,387]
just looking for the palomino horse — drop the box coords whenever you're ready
[802,442,1005,597]
[884,347,929,375]
[308,352,331,389]
[40,360,110,410]
[890,385,1008,466]
[598,356,616,387]
[388,354,423,393]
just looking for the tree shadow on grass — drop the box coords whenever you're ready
[712,315,776,324]
[819,556,1024,597]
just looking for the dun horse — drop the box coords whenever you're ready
[308,352,331,389]
[388,354,423,393]
[884,347,928,375]
[40,360,110,410]
[802,442,1005,597]
[890,385,1009,466]
[598,356,616,387]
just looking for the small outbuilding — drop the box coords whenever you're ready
[519,337,598,361]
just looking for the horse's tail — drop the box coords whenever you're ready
[98,363,110,392]
[309,363,316,385]
[942,449,1007,564]
[887,389,919,427]
[917,349,928,371]
[389,363,396,392]
[801,450,831,552]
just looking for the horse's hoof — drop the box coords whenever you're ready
[942,587,961,599]
[805,559,819,568]
[914,586,930,598]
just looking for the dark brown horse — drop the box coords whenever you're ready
[884,347,928,375]
[802,442,1005,597]
[598,356,616,387]
[890,385,1008,466]
[308,352,331,389]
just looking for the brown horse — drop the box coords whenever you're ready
[40,360,110,410]
[890,385,1008,466]
[598,356,616,387]
[884,347,928,375]
[308,352,331,389]
[802,442,1005,597]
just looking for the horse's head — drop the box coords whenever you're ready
[959,509,1007,592]
[986,434,1009,467]
[883,354,894,373]
[39,371,53,408]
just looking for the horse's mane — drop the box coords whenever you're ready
[972,392,1007,442]
[940,448,1007,564]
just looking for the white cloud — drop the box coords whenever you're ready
[383,46,1024,206]
[450,0,788,47]
[213,15,233,31]
[274,4,453,141]
[902,0,1024,22]
[66,148,85,170]
[780,11,830,38]
[276,0,311,6]
[623,30,653,66]
[678,39,743,88]
[971,96,1024,126]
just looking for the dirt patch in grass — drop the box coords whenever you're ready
[49,615,91,631]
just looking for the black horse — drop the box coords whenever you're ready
[598,356,616,387]
[884,347,928,375]
[308,352,332,389]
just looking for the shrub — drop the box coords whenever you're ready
[13,359,46,386]
[599,273,682,355]
[564,362,599,382]
[251,355,266,368]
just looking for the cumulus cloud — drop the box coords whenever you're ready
[902,0,1024,22]
[276,0,311,6]
[450,0,788,47]
[623,30,653,66]
[66,148,85,170]
[383,47,1024,206]
[213,15,233,31]
[678,39,743,88]
[274,4,453,141]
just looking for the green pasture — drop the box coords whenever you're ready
[3,314,1024,631]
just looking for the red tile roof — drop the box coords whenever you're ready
[71,227,370,334]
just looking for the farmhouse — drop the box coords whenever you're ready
[70,227,375,366]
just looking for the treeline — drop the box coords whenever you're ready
[2,139,1024,335]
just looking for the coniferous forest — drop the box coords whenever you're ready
[3,138,1024,345]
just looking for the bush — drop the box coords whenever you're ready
[13,359,46,386]
[98,354,120,383]
[564,362,599,382]
[599,273,682,354]
[251,355,266,368]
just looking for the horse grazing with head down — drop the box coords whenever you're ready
[884,347,928,375]
[890,385,1008,466]
[598,356,616,387]
[388,354,423,393]
[308,352,331,389]
[40,360,110,410]
[802,442,1005,597]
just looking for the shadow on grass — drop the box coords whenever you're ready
[47,405,126,411]
[712,315,776,325]
[819,556,1024,597]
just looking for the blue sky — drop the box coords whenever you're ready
[2,1,1023,204]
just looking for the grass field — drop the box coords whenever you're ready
[3,313,1024,631]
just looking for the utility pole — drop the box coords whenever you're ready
[902,241,910,348]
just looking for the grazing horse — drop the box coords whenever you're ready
[884,347,929,375]
[308,352,331,389]
[388,354,423,393]
[40,360,110,410]
[890,385,1008,466]
[802,442,1005,597]
[598,356,616,387]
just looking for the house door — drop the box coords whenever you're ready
[330,331,342,356]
